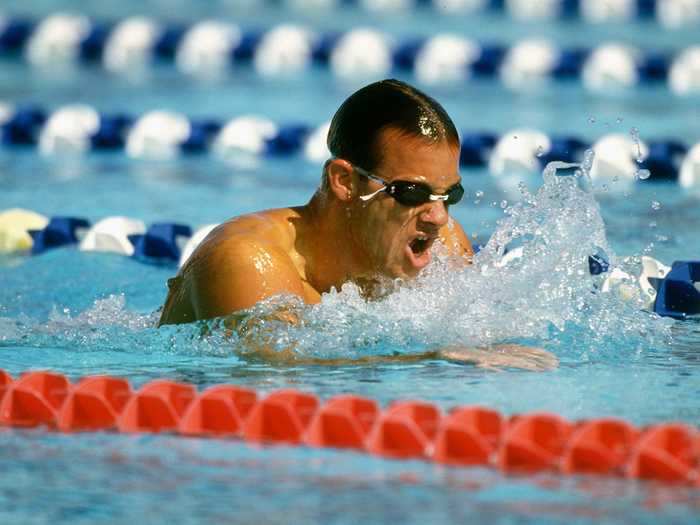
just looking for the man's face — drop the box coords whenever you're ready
[351,128,462,280]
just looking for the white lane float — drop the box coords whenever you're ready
[38,105,101,155]
[175,21,241,77]
[79,217,147,256]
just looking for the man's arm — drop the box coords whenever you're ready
[189,236,307,320]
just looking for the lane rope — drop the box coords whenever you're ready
[1,208,698,319]
[2,14,700,93]
[0,368,698,485]
[100,0,700,27]
[1,104,699,186]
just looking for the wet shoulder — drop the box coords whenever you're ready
[181,207,303,274]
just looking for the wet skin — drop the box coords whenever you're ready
[159,130,472,325]
[158,129,558,370]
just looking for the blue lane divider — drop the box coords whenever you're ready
[16,1,692,26]
[9,209,700,320]
[309,0,687,26]
[128,223,192,261]
[1,103,699,186]
[28,217,89,255]
[653,261,700,319]
[26,218,190,262]
[3,14,700,94]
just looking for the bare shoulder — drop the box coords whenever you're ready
[196,207,302,256]
[180,208,308,318]
[439,216,474,259]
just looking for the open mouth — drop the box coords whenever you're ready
[405,235,436,271]
[410,236,430,255]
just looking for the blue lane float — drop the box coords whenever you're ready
[2,208,699,320]
[653,261,700,319]
[287,0,699,28]
[1,103,700,188]
[2,14,700,94]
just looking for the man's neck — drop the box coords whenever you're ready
[298,192,368,295]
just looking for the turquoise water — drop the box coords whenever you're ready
[2,1,700,524]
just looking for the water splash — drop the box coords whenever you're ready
[0,294,231,358]
[1,161,675,363]
[226,161,674,360]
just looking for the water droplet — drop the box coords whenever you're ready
[582,149,595,172]
[491,201,498,207]
[636,169,650,180]
[535,145,544,157]
[601,184,609,192]
[629,127,643,163]
[500,200,508,209]
[587,116,596,124]
[474,190,483,204]
[612,175,619,183]
[649,221,657,228]
[616,117,624,124]
[651,201,661,210]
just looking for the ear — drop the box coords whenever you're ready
[325,158,355,202]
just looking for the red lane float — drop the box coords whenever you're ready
[499,413,574,473]
[433,406,504,466]
[179,385,257,437]
[58,376,132,432]
[627,424,699,483]
[118,380,197,433]
[562,418,639,476]
[305,395,379,450]
[243,389,319,444]
[0,369,698,487]
[367,400,441,459]
[0,371,70,428]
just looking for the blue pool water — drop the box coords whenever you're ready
[2,1,700,524]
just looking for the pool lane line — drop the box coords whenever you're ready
[0,369,698,486]
[2,14,700,94]
[1,105,699,187]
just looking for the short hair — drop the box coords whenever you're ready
[327,79,460,172]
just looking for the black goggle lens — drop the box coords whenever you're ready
[389,181,464,207]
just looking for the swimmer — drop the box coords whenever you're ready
[159,79,557,371]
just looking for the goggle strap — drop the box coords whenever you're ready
[359,187,386,202]
[429,194,450,202]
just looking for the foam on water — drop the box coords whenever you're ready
[0,294,235,359]
[222,159,675,360]
[0,158,676,364]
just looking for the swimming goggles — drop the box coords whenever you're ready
[353,165,465,207]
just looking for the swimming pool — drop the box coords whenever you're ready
[2,1,700,524]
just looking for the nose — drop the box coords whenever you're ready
[418,200,449,228]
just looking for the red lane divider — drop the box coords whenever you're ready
[366,401,441,459]
[0,371,70,428]
[433,406,504,466]
[0,369,698,487]
[0,370,12,402]
[498,413,574,473]
[562,418,639,476]
[179,385,257,437]
[243,389,319,445]
[58,376,132,432]
[627,424,699,483]
[305,395,379,450]
[118,380,196,433]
